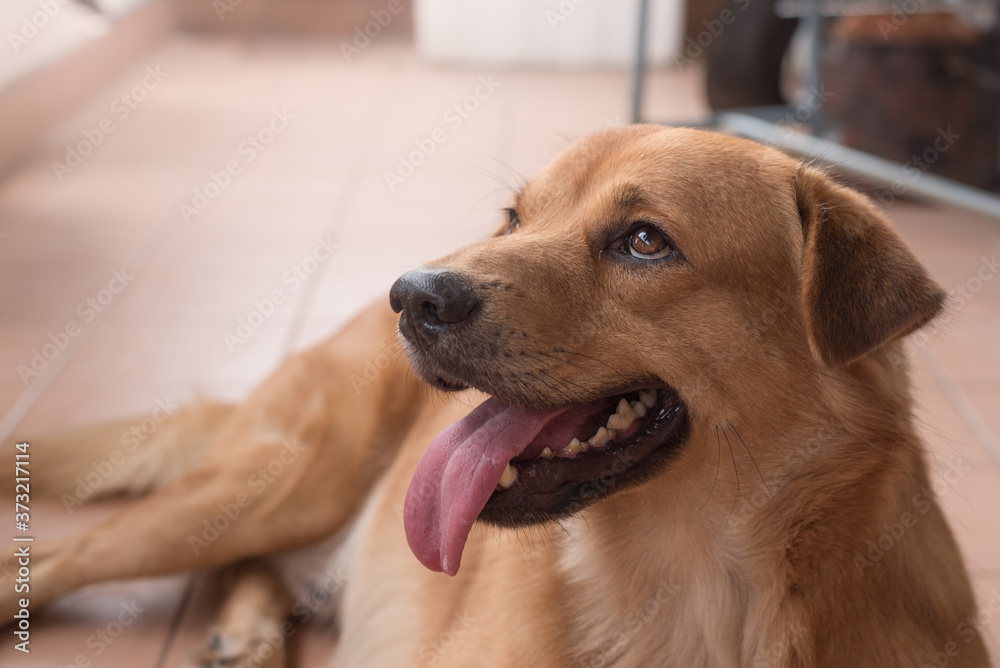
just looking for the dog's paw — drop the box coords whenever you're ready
[197,626,286,668]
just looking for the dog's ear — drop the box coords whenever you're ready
[795,166,945,367]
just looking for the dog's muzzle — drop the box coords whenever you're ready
[389,268,480,349]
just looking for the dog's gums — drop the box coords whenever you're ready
[481,388,688,523]
[500,389,660,474]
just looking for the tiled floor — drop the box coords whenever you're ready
[0,33,998,667]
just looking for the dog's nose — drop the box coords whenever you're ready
[389,268,480,342]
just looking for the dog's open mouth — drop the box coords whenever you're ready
[403,386,688,575]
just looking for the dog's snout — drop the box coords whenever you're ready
[390,269,480,343]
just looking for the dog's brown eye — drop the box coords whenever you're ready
[504,208,520,235]
[627,226,672,260]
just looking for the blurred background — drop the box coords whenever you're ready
[1,0,999,665]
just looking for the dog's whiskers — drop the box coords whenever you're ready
[523,371,567,403]
[552,348,636,389]
[722,426,741,527]
[699,425,724,514]
[524,352,591,397]
[465,153,528,193]
[552,518,579,550]
[729,423,783,522]
[459,185,520,234]
[534,350,590,375]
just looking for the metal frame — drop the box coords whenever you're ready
[631,0,1000,220]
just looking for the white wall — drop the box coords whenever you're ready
[415,0,684,67]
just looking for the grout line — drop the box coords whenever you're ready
[0,42,306,445]
[279,53,407,357]
[0,208,176,445]
[917,345,1000,469]
[154,572,204,668]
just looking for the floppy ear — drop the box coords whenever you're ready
[795,166,945,367]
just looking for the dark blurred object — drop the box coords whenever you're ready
[823,13,1000,190]
[687,0,798,109]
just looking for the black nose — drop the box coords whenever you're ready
[389,268,480,345]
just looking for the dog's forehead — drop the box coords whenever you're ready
[521,127,799,250]
[525,127,791,214]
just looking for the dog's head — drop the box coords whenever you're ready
[392,126,944,575]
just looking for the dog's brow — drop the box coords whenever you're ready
[611,183,648,210]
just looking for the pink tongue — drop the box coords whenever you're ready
[404,397,564,576]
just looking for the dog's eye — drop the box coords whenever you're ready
[504,208,520,235]
[626,226,672,260]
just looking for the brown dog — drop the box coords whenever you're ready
[2,125,990,667]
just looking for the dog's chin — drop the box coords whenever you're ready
[407,352,690,528]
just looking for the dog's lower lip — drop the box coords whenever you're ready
[401,341,469,392]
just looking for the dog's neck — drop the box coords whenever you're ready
[554,346,928,666]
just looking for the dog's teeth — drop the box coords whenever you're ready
[498,463,518,489]
[589,427,612,447]
[631,400,647,418]
[617,399,637,423]
[607,413,630,431]
[639,390,657,408]
[565,438,583,455]
[540,447,554,459]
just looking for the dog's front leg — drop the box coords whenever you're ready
[0,301,425,619]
